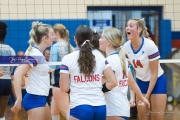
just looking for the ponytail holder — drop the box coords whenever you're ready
[37,21,42,25]
[118,45,122,50]
[81,40,90,46]
[38,22,42,25]
[93,28,97,33]
[140,18,144,21]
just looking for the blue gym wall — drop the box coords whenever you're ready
[159,20,172,59]
[3,19,90,54]
[3,19,179,59]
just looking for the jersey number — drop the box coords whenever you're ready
[132,59,143,68]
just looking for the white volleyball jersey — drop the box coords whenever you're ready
[123,37,164,82]
[25,47,50,96]
[0,44,16,79]
[60,49,110,109]
[105,52,130,117]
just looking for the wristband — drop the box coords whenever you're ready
[102,82,110,92]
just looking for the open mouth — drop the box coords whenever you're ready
[127,32,131,36]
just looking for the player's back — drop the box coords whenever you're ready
[61,49,108,109]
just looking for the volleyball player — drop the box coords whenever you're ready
[91,29,106,57]
[123,18,167,120]
[11,21,55,120]
[0,21,16,120]
[99,28,150,120]
[49,24,74,120]
[60,25,117,120]
[92,28,136,110]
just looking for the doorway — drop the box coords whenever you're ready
[87,6,162,46]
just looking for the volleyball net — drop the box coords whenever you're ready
[1,58,180,103]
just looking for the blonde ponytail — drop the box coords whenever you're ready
[130,18,152,39]
[27,38,35,56]
[66,30,72,53]
[103,28,126,75]
[142,25,151,39]
[27,27,36,56]
[119,47,127,77]
[27,21,51,56]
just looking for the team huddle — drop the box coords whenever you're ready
[0,18,167,120]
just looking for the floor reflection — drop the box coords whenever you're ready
[4,103,180,120]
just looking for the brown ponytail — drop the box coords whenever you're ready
[76,25,95,76]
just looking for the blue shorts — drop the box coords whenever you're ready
[120,116,128,120]
[70,105,106,120]
[0,79,12,96]
[136,74,167,94]
[22,93,47,111]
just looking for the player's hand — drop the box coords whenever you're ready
[138,97,150,109]
[11,99,22,113]
[129,98,136,107]
[145,94,150,100]
[0,69,3,77]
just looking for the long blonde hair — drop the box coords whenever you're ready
[103,28,127,76]
[53,24,72,53]
[27,21,51,55]
[130,18,151,39]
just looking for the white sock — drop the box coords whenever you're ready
[0,116,5,120]
[52,115,60,120]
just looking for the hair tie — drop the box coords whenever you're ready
[140,18,144,21]
[93,28,97,33]
[81,40,90,46]
[118,45,122,50]
[36,21,42,25]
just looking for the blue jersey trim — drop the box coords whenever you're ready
[130,37,144,54]
[28,56,37,66]
[148,51,160,59]
[109,51,118,56]
[33,46,44,56]
[60,64,69,70]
